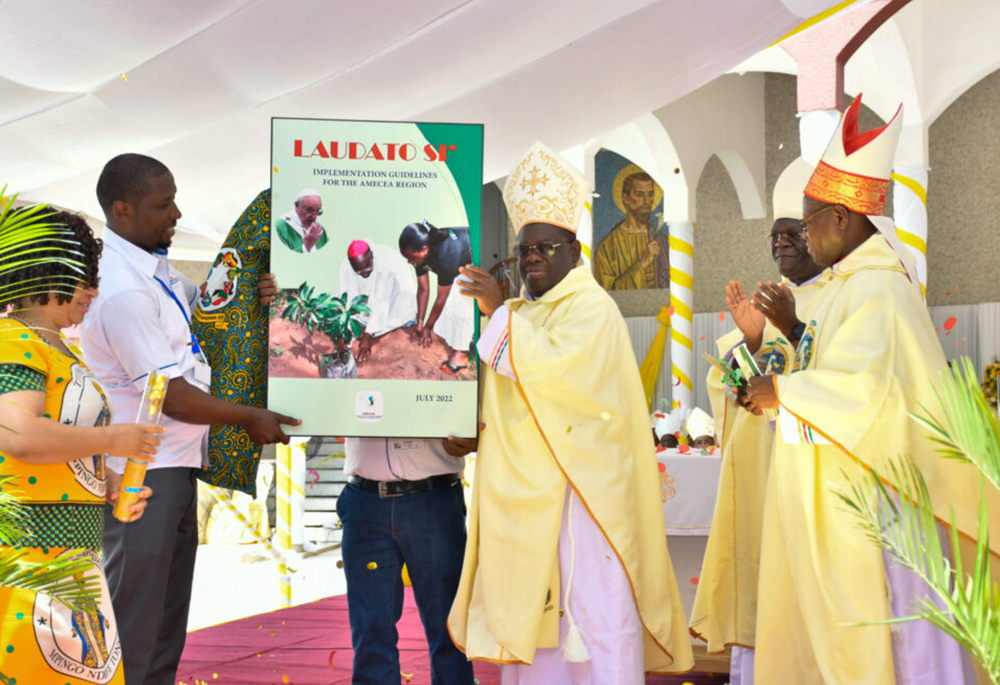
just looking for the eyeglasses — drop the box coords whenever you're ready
[798,204,836,232]
[767,229,804,245]
[301,208,323,217]
[512,241,570,259]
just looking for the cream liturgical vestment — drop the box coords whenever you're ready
[755,234,1000,684]
[689,272,828,653]
[447,265,694,674]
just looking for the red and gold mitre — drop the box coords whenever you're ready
[804,94,902,216]
[503,142,587,234]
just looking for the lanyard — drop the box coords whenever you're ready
[153,275,203,356]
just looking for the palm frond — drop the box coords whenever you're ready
[0,187,88,303]
[910,357,1000,491]
[0,548,102,611]
[0,474,27,544]
[838,356,1000,684]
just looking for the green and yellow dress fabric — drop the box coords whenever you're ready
[0,318,124,685]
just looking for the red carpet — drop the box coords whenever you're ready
[176,589,725,684]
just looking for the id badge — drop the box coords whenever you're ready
[390,439,423,452]
[193,357,212,386]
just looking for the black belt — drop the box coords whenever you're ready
[348,473,460,498]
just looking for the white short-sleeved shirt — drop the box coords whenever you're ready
[78,228,210,472]
[344,437,465,481]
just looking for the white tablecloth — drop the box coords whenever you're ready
[657,449,723,641]
[657,450,722,536]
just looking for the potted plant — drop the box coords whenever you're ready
[280,282,370,379]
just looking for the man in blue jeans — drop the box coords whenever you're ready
[338,437,476,685]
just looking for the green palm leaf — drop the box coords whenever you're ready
[0,474,27,545]
[838,357,1000,683]
[0,476,102,610]
[910,358,1000,492]
[0,188,87,302]
[0,549,102,611]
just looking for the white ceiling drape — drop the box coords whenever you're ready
[2,0,841,258]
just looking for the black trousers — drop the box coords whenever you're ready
[103,467,199,685]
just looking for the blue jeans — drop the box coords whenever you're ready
[337,478,475,685]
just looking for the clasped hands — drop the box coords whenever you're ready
[726,279,796,416]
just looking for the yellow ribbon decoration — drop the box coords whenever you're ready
[638,306,673,410]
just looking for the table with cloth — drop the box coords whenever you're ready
[656,449,721,641]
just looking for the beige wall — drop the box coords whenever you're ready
[927,67,1000,306]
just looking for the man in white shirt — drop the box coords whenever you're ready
[338,436,476,685]
[80,153,300,685]
[338,239,417,362]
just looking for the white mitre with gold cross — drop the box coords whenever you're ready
[503,142,588,234]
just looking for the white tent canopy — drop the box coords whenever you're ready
[2,0,840,259]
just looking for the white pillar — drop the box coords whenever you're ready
[290,437,307,547]
[669,221,694,411]
[275,443,294,607]
[891,165,929,299]
[798,109,841,166]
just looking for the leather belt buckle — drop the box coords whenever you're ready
[378,481,402,498]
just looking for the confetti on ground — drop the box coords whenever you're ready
[657,463,667,473]
[689,577,699,585]
[283,675,290,683]
[667,305,675,317]
[328,650,337,668]
[935,327,941,332]
[719,311,725,321]
[120,73,128,81]
[401,671,414,682]
[945,285,958,296]
[699,335,707,341]
[336,560,345,569]
[367,562,378,570]
[274,166,279,173]
[944,316,957,331]
[566,425,572,432]
[308,469,320,490]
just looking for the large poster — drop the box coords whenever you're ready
[268,118,483,438]
[592,149,669,291]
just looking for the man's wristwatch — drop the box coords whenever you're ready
[788,322,806,343]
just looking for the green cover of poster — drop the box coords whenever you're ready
[268,118,483,438]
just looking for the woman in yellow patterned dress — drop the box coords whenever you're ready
[0,210,163,685]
